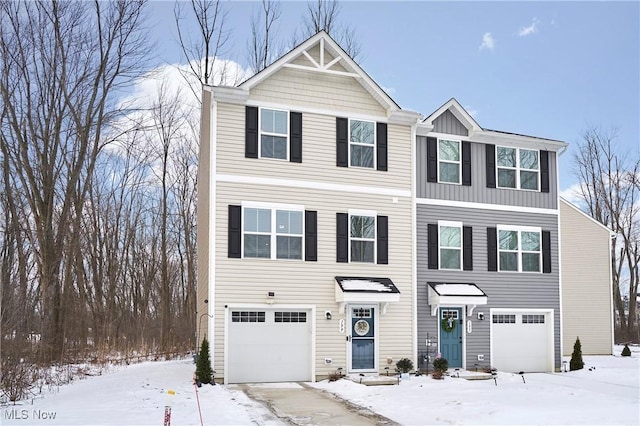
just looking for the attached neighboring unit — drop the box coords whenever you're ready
[415,99,566,373]
[196,31,420,383]
[560,198,614,355]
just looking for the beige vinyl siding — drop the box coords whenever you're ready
[216,102,411,191]
[213,182,413,379]
[250,67,387,117]
[560,200,613,355]
[196,90,212,345]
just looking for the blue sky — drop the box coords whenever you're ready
[148,1,639,192]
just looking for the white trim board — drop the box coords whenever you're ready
[416,198,558,216]
[217,174,411,198]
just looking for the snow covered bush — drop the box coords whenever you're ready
[621,344,631,357]
[196,337,213,384]
[431,357,448,379]
[570,337,584,371]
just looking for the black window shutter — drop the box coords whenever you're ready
[462,141,472,186]
[486,144,496,188]
[377,215,388,264]
[228,205,242,258]
[428,224,438,269]
[540,150,550,193]
[336,213,349,262]
[336,117,348,167]
[290,112,302,163]
[427,137,438,183]
[487,227,497,271]
[376,122,388,171]
[245,106,259,158]
[463,226,473,271]
[305,210,317,261]
[542,230,551,273]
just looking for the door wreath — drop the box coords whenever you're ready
[441,317,457,333]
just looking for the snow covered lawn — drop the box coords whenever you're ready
[2,359,281,425]
[313,350,639,425]
[2,348,638,425]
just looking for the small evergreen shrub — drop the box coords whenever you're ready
[396,358,414,373]
[432,357,449,373]
[196,336,213,384]
[621,344,631,357]
[569,337,584,371]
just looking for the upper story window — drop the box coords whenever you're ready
[496,147,539,190]
[350,214,376,262]
[349,119,375,168]
[439,221,462,270]
[498,226,541,272]
[243,206,303,260]
[438,139,461,184]
[260,108,288,160]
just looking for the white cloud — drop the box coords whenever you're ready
[559,184,584,206]
[479,32,495,51]
[518,19,539,37]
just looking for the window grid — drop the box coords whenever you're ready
[232,311,266,323]
[492,314,516,324]
[259,108,289,160]
[243,206,303,260]
[438,139,461,184]
[498,227,542,273]
[274,312,307,323]
[496,146,540,191]
[350,215,376,263]
[349,119,375,168]
[522,314,545,324]
[353,308,372,318]
[439,223,462,270]
[441,310,459,320]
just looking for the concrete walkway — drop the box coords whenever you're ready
[235,382,398,426]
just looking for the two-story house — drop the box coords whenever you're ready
[415,99,567,373]
[197,31,420,384]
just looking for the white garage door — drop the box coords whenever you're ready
[228,309,312,383]
[492,311,552,373]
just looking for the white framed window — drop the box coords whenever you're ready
[243,203,303,260]
[441,309,459,320]
[522,314,545,324]
[492,314,516,324]
[260,108,288,160]
[497,226,542,272]
[349,119,375,168]
[349,211,376,263]
[439,221,462,270]
[496,146,539,190]
[438,139,461,184]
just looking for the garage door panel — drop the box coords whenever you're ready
[492,312,551,373]
[228,309,312,383]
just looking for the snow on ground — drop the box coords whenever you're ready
[313,348,640,425]
[2,348,638,425]
[2,359,282,425]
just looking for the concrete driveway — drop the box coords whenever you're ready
[235,382,397,426]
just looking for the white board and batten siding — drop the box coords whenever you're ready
[560,199,614,355]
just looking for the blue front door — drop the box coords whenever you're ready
[439,307,463,368]
[351,306,375,370]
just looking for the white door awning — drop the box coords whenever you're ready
[428,282,488,316]
[335,277,400,314]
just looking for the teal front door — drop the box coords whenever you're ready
[439,307,463,368]
[351,306,375,370]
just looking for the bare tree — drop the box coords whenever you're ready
[0,0,151,363]
[174,0,237,95]
[573,126,640,341]
[293,0,361,61]
[248,0,282,75]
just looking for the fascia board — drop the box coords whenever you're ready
[471,131,568,151]
[211,86,249,104]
